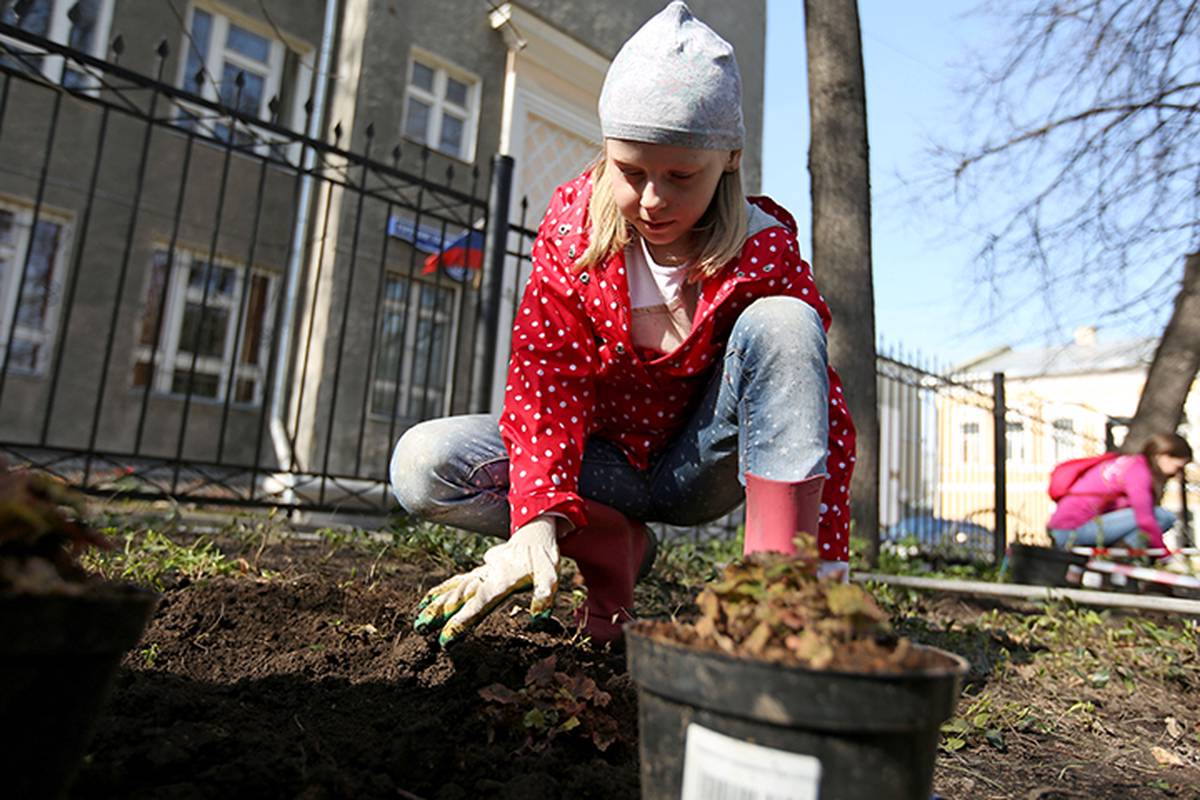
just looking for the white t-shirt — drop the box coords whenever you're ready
[624,237,698,355]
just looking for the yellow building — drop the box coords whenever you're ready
[936,327,1199,546]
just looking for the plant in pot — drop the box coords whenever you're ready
[0,459,160,799]
[626,535,969,800]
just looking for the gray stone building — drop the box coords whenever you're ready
[0,0,765,507]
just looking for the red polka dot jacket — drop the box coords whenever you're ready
[500,173,856,561]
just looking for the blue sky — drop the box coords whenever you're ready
[760,0,1157,366]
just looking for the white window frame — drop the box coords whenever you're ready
[0,0,115,87]
[369,275,462,421]
[401,48,481,162]
[134,247,278,407]
[175,2,286,145]
[1005,419,1028,464]
[0,198,70,376]
[1051,417,1077,463]
[960,421,981,464]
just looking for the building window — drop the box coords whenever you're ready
[0,0,115,87]
[960,421,980,463]
[133,249,276,405]
[401,51,480,161]
[0,203,68,374]
[176,3,286,146]
[1005,420,1026,463]
[371,276,459,420]
[1052,418,1075,463]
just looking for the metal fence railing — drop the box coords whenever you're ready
[877,342,1196,562]
[875,343,1125,563]
[1,25,1192,562]
[0,22,534,514]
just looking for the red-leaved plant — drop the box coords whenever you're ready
[0,458,110,594]
[478,654,621,752]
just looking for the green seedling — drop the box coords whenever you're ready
[939,693,1043,752]
[138,643,160,669]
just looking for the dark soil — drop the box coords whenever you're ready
[69,533,1200,800]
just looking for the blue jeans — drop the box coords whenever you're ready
[390,296,830,536]
[1050,507,1177,548]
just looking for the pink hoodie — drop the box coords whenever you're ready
[1047,455,1164,547]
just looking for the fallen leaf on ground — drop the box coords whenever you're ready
[1165,717,1184,739]
[1151,745,1185,767]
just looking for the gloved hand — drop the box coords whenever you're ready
[413,516,559,647]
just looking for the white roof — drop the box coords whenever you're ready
[956,337,1158,379]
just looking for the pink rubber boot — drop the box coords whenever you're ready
[558,500,656,643]
[744,473,848,580]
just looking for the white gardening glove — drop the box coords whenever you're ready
[413,516,559,647]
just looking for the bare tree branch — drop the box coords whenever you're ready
[931,0,1200,440]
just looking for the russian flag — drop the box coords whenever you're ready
[423,229,485,277]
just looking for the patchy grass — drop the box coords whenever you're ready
[853,534,1004,582]
[385,520,494,570]
[873,586,1200,794]
[78,508,1200,798]
[83,527,236,590]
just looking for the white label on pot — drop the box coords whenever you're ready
[680,723,821,800]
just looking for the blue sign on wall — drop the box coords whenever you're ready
[386,215,445,253]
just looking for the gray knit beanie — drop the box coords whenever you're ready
[599,1,744,150]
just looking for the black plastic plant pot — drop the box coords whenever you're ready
[1008,543,1089,588]
[0,585,159,800]
[626,623,969,800]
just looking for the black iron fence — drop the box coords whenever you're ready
[2,24,1193,560]
[876,344,1196,561]
[0,21,534,513]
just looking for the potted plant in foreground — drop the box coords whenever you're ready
[626,536,968,800]
[0,460,159,799]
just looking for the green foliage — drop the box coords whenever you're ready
[84,528,234,591]
[852,534,1002,581]
[651,531,743,587]
[477,654,621,753]
[315,526,374,556]
[632,531,742,619]
[997,604,1200,691]
[940,693,1046,752]
[386,520,494,571]
[928,602,1200,754]
[138,643,160,669]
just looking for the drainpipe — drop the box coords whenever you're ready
[269,0,338,501]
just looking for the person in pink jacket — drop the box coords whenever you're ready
[1048,432,1192,551]
[393,1,855,647]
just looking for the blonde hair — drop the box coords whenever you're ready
[576,152,748,279]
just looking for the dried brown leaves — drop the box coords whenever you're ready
[658,537,933,673]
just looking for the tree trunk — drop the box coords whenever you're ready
[804,0,879,565]
[1125,252,1200,451]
